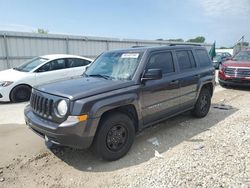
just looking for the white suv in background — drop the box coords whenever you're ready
[0,54,93,102]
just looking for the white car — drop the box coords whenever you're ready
[0,54,93,102]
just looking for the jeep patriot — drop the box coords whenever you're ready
[25,45,215,161]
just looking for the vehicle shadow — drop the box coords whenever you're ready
[224,85,250,92]
[53,104,238,172]
[0,101,28,105]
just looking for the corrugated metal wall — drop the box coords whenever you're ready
[0,31,212,71]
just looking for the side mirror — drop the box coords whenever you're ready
[141,69,162,82]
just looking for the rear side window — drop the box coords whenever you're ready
[147,52,175,74]
[196,49,211,67]
[67,58,91,68]
[176,50,196,71]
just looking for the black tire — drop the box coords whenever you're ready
[93,112,135,161]
[10,85,31,102]
[191,88,211,118]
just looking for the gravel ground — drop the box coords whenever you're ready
[0,85,249,188]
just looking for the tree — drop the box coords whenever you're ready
[219,46,228,49]
[167,38,184,42]
[187,36,205,43]
[36,28,49,34]
[236,42,249,46]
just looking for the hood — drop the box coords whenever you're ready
[223,60,250,68]
[0,69,29,81]
[35,76,135,100]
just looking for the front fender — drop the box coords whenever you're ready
[90,93,140,118]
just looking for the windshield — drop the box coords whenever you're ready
[85,51,144,80]
[14,57,48,72]
[233,51,250,61]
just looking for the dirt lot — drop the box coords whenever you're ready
[0,85,249,188]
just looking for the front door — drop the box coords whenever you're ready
[35,59,69,85]
[141,51,181,125]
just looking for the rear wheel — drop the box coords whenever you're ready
[93,112,135,161]
[192,88,211,118]
[10,85,31,102]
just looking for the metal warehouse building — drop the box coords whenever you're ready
[0,31,212,71]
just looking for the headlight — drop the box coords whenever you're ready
[57,100,68,117]
[0,81,13,87]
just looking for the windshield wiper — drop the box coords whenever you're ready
[88,74,111,80]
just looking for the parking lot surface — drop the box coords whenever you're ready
[0,85,249,187]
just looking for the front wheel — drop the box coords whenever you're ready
[10,85,31,102]
[191,88,211,118]
[93,112,135,161]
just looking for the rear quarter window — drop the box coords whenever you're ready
[195,49,212,68]
[68,58,91,68]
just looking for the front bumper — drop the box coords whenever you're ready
[219,79,250,87]
[24,105,99,149]
[0,86,11,102]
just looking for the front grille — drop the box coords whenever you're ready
[30,92,54,119]
[225,67,250,78]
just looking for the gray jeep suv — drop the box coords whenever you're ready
[25,45,215,161]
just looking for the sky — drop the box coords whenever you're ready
[0,0,249,47]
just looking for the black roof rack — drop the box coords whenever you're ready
[169,43,201,46]
[131,45,147,48]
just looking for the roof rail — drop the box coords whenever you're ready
[131,45,147,48]
[169,43,201,46]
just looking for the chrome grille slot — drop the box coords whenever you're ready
[225,67,250,78]
[224,67,235,76]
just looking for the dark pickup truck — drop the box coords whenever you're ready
[25,45,215,161]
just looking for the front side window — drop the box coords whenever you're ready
[14,57,48,72]
[50,59,66,71]
[85,51,144,80]
[176,50,196,71]
[147,52,174,74]
[37,59,67,72]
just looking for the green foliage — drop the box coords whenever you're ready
[236,42,249,46]
[219,46,228,49]
[167,38,184,42]
[187,36,205,43]
[36,28,49,34]
[156,38,184,42]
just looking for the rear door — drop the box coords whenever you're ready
[141,50,181,125]
[175,50,199,107]
[35,58,69,85]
